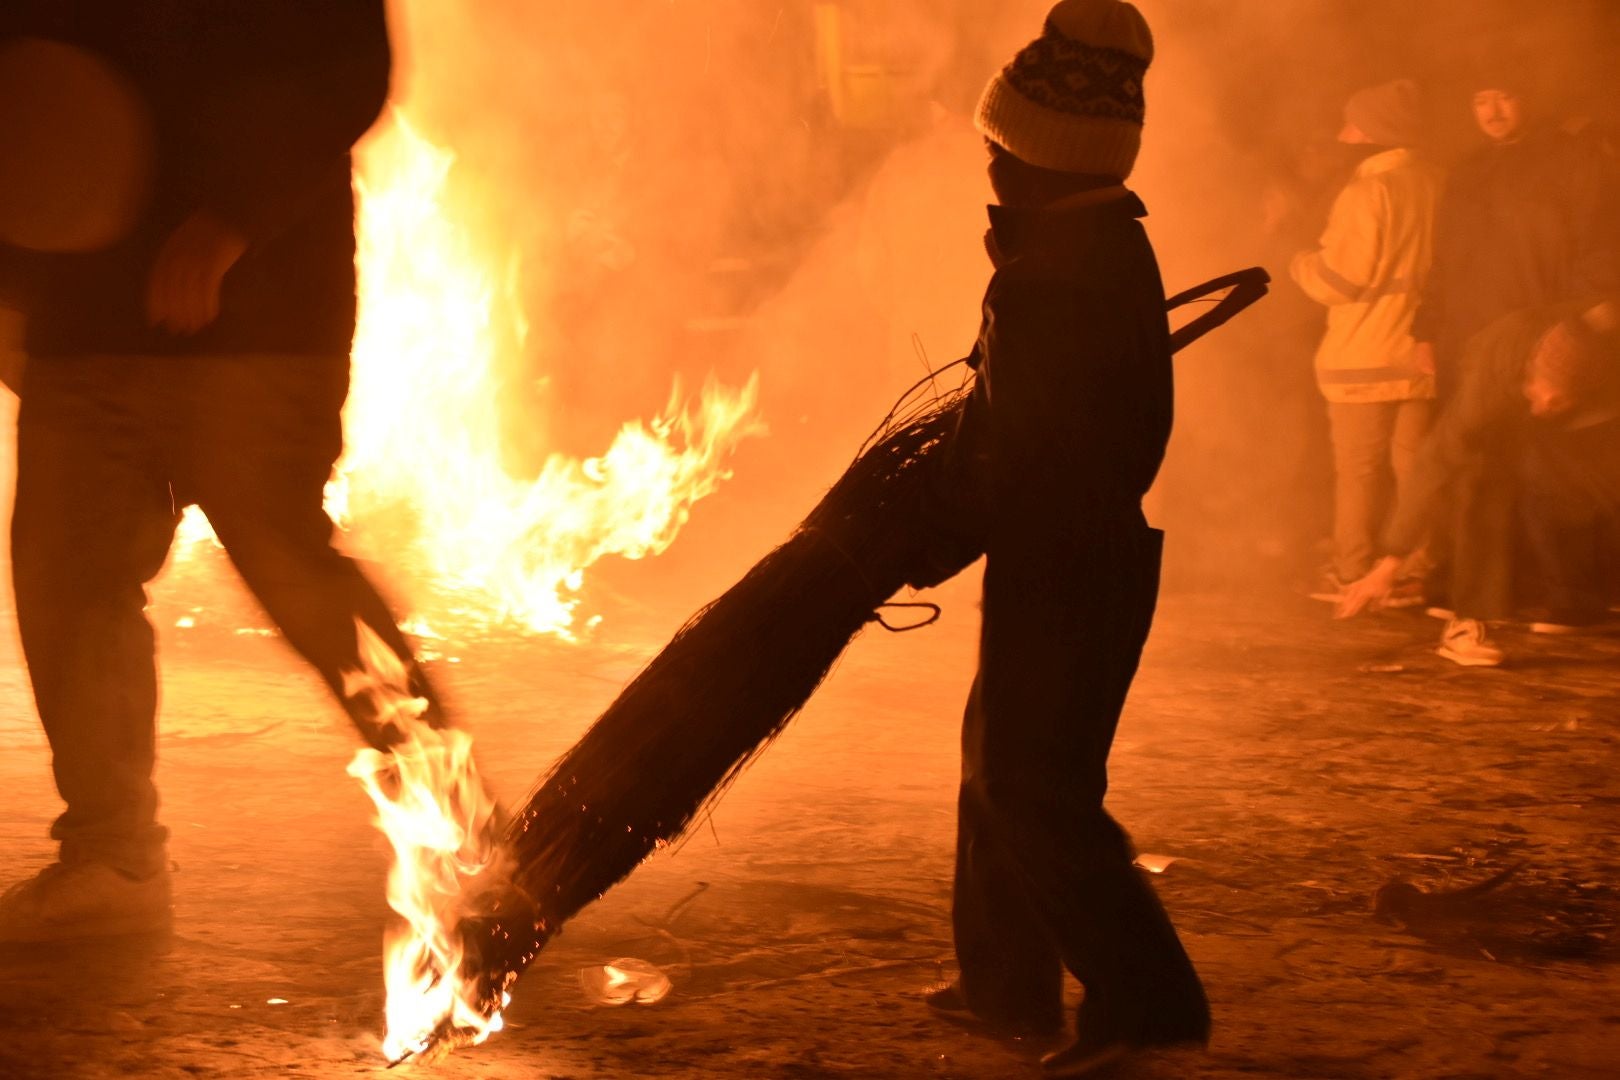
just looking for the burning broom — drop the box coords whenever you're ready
[409,267,1270,1058]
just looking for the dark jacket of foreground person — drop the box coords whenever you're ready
[942,187,1208,1045]
[0,0,384,357]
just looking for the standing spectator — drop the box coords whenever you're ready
[1411,70,1618,391]
[1292,80,1443,601]
[0,1,444,943]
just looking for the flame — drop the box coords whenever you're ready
[339,112,762,636]
[170,111,760,637]
[344,620,506,1062]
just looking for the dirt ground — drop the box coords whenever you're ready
[0,560,1616,1080]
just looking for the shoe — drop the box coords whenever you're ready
[1382,578,1426,610]
[1041,1037,1132,1077]
[1041,976,1209,1077]
[1528,620,1586,635]
[1040,1017,1207,1078]
[924,981,1062,1038]
[0,861,172,943]
[1517,608,1606,635]
[1306,571,1349,603]
[1436,619,1505,668]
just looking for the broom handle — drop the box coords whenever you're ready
[1166,266,1270,354]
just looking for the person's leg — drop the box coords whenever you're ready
[975,522,1206,1048]
[1389,398,1436,578]
[1326,401,1397,583]
[10,356,177,878]
[946,674,1066,1033]
[1447,451,1518,624]
[176,354,442,747]
[1517,422,1616,624]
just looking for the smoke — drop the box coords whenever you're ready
[4,2,1615,609]
[346,0,1620,604]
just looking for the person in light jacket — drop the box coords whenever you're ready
[1291,79,1443,599]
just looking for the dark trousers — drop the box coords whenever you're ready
[934,325,1206,1036]
[12,353,437,878]
[1445,452,1519,622]
[951,519,1207,1035]
[1518,418,1620,617]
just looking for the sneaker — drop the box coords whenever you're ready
[1436,618,1505,668]
[1382,578,1426,610]
[1517,608,1607,635]
[924,981,1062,1038]
[1307,571,1349,603]
[0,861,171,943]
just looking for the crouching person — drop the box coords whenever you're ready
[1337,302,1620,664]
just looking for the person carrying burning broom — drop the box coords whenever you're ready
[915,3,1212,1074]
[442,1,1244,1072]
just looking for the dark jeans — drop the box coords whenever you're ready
[951,520,1206,1034]
[12,353,438,878]
[1445,451,1518,622]
[1518,418,1620,617]
[937,342,1205,1034]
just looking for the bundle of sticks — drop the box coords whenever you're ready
[438,268,1270,1051]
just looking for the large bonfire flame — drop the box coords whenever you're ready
[340,112,760,636]
[332,113,758,1057]
[174,110,760,637]
[344,620,507,1063]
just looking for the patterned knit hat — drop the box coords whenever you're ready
[974,0,1154,179]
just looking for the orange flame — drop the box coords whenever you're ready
[171,111,761,637]
[339,112,763,636]
[344,620,506,1061]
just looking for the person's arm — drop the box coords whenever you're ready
[1410,176,1455,351]
[1289,176,1384,307]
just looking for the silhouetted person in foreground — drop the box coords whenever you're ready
[921,3,1209,1075]
[0,0,440,943]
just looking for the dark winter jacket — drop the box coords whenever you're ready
[1411,127,1619,358]
[978,192,1174,530]
[0,0,390,358]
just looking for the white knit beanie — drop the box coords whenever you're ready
[974,0,1154,179]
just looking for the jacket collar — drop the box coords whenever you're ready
[985,187,1147,267]
[1355,147,1415,178]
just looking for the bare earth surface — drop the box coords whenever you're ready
[1,565,1616,1080]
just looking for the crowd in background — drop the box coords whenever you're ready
[1283,65,1619,666]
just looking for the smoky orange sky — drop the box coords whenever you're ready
[3,1,1615,615]
[369,0,1617,605]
